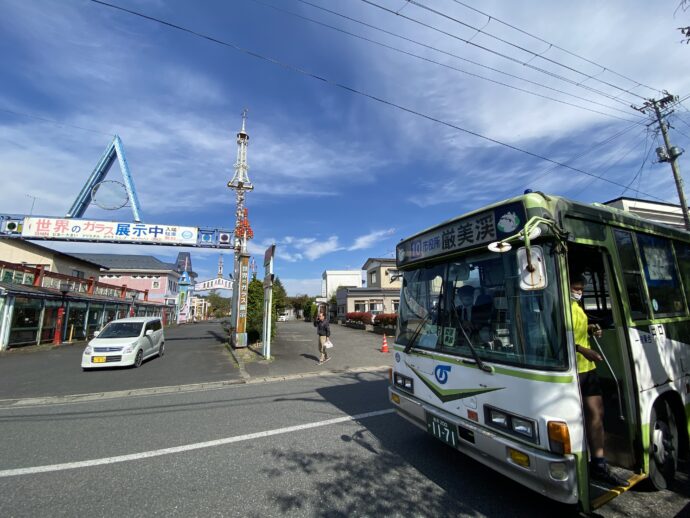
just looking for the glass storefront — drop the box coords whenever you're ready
[1,294,169,349]
[86,304,104,339]
[40,300,63,344]
[8,297,42,347]
[65,301,87,342]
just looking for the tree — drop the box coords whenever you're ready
[272,278,288,317]
[303,300,317,321]
[246,278,264,343]
[678,1,689,43]
[207,291,231,318]
[289,294,311,313]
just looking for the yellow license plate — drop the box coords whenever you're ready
[92,356,106,363]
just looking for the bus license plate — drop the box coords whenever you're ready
[92,357,106,363]
[427,413,457,448]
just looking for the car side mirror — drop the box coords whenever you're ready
[146,329,154,336]
[93,330,100,337]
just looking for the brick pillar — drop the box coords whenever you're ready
[144,289,149,302]
[33,265,44,287]
[87,277,95,295]
[120,285,127,299]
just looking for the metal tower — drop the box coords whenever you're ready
[227,109,253,252]
[227,110,254,348]
[217,254,223,278]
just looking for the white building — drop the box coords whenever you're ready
[604,197,687,230]
[321,270,362,299]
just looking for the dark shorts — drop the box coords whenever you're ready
[578,369,602,398]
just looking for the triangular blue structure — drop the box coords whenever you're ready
[66,135,142,222]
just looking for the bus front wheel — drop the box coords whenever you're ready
[648,401,678,490]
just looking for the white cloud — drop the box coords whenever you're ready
[348,228,396,250]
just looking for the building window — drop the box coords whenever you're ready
[392,299,400,311]
[370,301,383,313]
[354,300,367,312]
[152,281,160,289]
[71,269,85,279]
[370,272,377,285]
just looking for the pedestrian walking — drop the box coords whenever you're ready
[313,312,331,365]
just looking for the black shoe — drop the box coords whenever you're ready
[590,463,630,487]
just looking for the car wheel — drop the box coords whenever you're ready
[158,343,165,357]
[133,349,144,368]
[648,400,678,490]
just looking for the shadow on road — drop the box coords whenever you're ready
[258,372,653,517]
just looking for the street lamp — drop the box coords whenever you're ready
[53,282,70,345]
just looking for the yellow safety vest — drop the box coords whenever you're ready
[571,299,596,374]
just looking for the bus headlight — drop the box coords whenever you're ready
[484,405,539,443]
[512,417,535,439]
[393,372,414,393]
[489,409,509,428]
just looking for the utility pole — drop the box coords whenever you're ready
[634,92,690,230]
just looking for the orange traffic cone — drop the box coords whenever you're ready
[381,333,390,353]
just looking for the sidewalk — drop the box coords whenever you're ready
[233,320,393,380]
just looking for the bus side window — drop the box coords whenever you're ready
[613,230,650,321]
[674,242,690,312]
[637,234,685,317]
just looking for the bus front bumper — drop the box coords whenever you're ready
[389,386,579,505]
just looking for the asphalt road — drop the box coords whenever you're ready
[1,321,689,516]
[1,371,689,517]
[0,321,241,400]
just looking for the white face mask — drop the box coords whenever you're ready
[570,292,582,301]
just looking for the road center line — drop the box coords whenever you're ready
[0,408,395,478]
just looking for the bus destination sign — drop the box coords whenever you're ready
[396,202,526,266]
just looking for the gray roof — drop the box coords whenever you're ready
[72,254,177,271]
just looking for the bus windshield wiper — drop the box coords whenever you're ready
[404,312,431,354]
[451,298,492,373]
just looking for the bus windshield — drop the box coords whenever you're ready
[397,243,566,370]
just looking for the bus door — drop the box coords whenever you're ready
[568,245,637,471]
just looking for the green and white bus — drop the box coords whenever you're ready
[389,192,689,512]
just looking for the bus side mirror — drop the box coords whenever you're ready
[517,245,547,290]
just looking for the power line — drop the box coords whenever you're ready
[621,130,659,197]
[569,125,648,197]
[403,0,652,100]
[252,0,640,122]
[361,0,642,108]
[0,107,113,137]
[86,0,666,202]
[529,118,649,185]
[448,0,659,94]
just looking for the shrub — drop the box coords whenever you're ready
[375,313,397,327]
[346,312,366,323]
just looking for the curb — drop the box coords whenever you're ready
[0,366,391,409]
[225,342,250,381]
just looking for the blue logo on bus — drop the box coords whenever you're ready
[434,365,451,384]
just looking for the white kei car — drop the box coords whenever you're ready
[82,317,165,371]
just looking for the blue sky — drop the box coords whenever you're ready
[1,0,690,296]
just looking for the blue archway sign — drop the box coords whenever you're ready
[66,135,142,222]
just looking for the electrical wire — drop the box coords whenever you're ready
[291,0,643,119]
[252,0,639,122]
[555,124,647,197]
[87,0,667,201]
[620,128,657,197]
[529,118,649,185]
[448,0,659,94]
[361,0,643,107]
[405,0,650,99]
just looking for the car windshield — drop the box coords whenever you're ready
[397,243,566,370]
[98,322,143,339]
